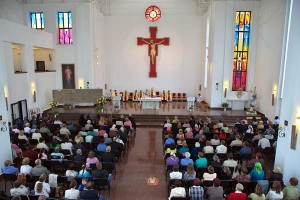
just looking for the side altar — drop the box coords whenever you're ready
[141,97,162,110]
[53,89,103,106]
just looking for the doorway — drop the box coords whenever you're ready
[11,99,28,124]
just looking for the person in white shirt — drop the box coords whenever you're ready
[65,180,80,200]
[274,116,280,126]
[169,165,183,179]
[216,120,224,129]
[34,173,50,197]
[258,134,271,149]
[60,124,71,137]
[65,163,78,178]
[12,125,20,134]
[37,138,49,152]
[18,130,28,141]
[203,166,217,181]
[85,120,93,131]
[169,179,186,200]
[54,117,63,127]
[164,119,172,128]
[20,157,32,175]
[210,134,221,146]
[61,140,73,155]
[50,147,64,161]
[32,129,42,141]
[265,180,283,200]
[85,135,93,143]
[24,123,31,134]
[216,140,227,154]
[223,153,238,168]
[203,141,214,154]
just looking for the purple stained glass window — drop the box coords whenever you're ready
[58,12,72,44]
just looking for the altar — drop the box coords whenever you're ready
[228,98,248,110]
[141,97,162,110]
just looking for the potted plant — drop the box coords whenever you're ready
[189,105,194,112]
[221,102,229,111]
[49,100,59,115]
[63,103,73,110]
[96,96,107,113]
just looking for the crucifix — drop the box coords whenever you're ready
[137,27,169,78]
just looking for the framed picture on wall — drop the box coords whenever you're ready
[62,64,75,89]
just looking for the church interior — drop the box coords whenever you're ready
[0,0,300,199]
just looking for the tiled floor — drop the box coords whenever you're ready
[109,128,167,200]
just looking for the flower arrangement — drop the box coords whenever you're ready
[49,100,59,109]
[97,96,107,111]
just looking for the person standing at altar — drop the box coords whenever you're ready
[139,90,144,100]
[133,90,139,101]
[162,90,167,102]
[112,90,118,97]
[197,93,203,103]
[150,88,156,98]
[167,90,172,102]
[122,90,129,102]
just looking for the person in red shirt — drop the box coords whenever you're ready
[23,146,38,164]
[227,183,247,200]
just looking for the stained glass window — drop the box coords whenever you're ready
[30,12,44,30]
[145,6,161,22]
[232,11,251,91]
[58,12,73,44]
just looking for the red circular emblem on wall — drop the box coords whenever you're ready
[146,177,159,186]
[145,6,161,22]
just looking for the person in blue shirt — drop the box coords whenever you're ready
[1,160,18,175]
[239,141,252,154]
[195,152,208,169]
[97,141,107,152]
[181,152,194,166]
[164,134,175,147]
[250,162,265,181]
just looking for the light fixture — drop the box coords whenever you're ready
[32,82,36,102]
[4,86,8,110]
[272,85,277,106]
[78,79,84,89]
[216,83,219,90]
[223,81,229,98]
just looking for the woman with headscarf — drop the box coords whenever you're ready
[250,162,265,182]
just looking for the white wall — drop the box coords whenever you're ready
[254,0,286,118]
[103,0,202,96]
[0,0,25,25]
[275,0,300,186]
[208,0,259,108]
[0,18,54,122]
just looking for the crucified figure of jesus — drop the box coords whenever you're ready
[142,39,165,64]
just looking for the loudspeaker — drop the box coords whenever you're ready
[199,84,201,91]
[105,84,107,90]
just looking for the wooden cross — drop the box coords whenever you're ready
[137,27,169,78]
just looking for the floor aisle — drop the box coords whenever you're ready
[110,127,167,200]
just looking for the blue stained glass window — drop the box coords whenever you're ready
[58,12,73,44]
[30,12,44,30]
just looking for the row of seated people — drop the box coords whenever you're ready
[168,177,299,200]
[110,89,188,102]
[3,163,111,200]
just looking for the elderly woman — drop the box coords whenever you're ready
[34,173,50,197]
[86,151,100,168]
[268,166,283,182]
[20,157,32,175]
[185,128,194,139]
[180,152,193,166]
[250,162,265,182]
[227,183,247,200]
[166,152,179,167]
[18,130,28,141]
[168,179,186,200]
[283,177,300,200]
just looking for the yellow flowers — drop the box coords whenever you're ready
[49,100,59,109]
[97,96,107,110]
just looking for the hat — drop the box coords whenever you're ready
[185,152,191,158]
[273,166,282,173]
[195,142,200,147]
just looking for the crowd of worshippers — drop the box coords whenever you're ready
[163,115,300,200]
[1,113,136,199]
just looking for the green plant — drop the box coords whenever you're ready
[63,103,73,109]
[189,105,194,110]
[221,102,229,108]
[49,100,59,109]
